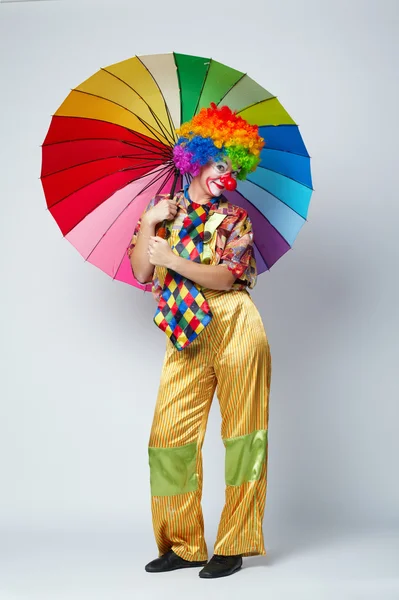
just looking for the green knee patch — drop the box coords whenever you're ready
[148,441,198,496]
[224,429,268,486]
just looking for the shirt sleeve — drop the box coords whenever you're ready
[219,211,257,284]
[126,195,158,260]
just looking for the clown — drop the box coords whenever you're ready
[127,103,272,579]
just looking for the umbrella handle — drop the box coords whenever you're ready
[156,224,168,239]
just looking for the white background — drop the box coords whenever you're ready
[1,0,398,598]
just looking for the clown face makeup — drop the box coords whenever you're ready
[200,158,241,197]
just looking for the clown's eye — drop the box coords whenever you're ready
[214,161,228,173]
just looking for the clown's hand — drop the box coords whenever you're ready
[144,195,178,226]
[147,236,175,268]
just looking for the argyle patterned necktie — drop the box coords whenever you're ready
[153,186,219,351]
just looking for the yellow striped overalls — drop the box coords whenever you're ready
[148,207,272,560]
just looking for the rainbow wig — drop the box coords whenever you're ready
[172,102,264,181]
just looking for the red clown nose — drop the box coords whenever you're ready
[220,173,237,191]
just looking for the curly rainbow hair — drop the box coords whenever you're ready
[172,102,264,181]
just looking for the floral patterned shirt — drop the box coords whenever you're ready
[126,189,257,303]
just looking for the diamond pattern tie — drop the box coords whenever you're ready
[153,187,219,351]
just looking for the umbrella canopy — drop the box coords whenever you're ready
[41,52,313,291]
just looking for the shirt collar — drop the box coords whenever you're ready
[182,183,220,213]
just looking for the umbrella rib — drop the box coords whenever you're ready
[135,54,178,142]
[173,52,183,130]
[42,136,170,159]
[71,89,172,148]
[101,67,177,146]
[162,103,177,142]
[216,71,247,106]
[47,163,174,210]
[192,57,212,117]
[164,103,178,142]
[133,164,176,199]
[235,95,277,115]
[123,142,171,159]
[133,113,174,149]
[252,239,270,272]
[41,154,170,179]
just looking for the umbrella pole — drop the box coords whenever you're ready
[157,169,181,239]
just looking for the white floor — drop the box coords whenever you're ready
[1,525,398,600]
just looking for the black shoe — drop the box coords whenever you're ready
[198,554,242,578]
[145,549,208,573]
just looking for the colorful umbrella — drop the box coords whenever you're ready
[40,52,313,292]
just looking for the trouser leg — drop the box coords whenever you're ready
[148,338,217,561]
[212,291,272,556]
